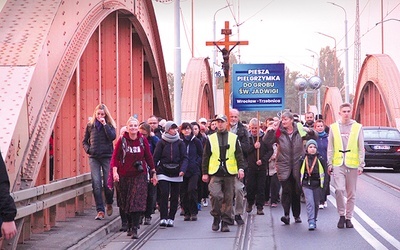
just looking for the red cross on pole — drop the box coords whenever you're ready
[206,21,248,124]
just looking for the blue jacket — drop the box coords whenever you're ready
[182,135,203,177]
[146,135,160,154]
[316,131,328,162]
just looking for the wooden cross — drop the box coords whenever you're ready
[206,21,249,122]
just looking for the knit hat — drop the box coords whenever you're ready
[306,139,318,149]
[164,121,178,131]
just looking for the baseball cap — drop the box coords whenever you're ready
[199,117,208,124]
[213,114,227,122]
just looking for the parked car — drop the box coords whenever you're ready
[363,126,400,171]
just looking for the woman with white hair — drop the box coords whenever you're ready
[111,117,157,239]
[263,112,316,225]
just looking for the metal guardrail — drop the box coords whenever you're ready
[10,173,93,219]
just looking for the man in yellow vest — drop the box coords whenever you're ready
[202,114,246,232]
[327,102,365,229]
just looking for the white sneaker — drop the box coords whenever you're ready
[202,198,208,207]
[159,219,167,227]
[166,219,174,227]
[319,204,324,209]
[324,201,328,208]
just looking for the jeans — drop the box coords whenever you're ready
[89,157,114,212]
[302,186,321,223]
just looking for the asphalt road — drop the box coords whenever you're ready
[17,169,399,250]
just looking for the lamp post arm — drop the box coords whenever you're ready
[328,2,347,19]
[328,2,349,102]
[375,18,400,25]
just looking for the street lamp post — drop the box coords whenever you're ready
[294,76,322,116]
[212,4,231,113]
[317,32,337,88]
[328,2,349,103]
[174,0,181,124]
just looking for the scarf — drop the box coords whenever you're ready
[162,132,180,143]
[318,131,327,137]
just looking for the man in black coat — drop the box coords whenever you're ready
[229,109,250,225]
[148,115,164,139]
[0,153,17,240]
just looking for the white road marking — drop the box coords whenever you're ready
[354,206,400,249]
[327,195,387,250]
[328,186,399,250]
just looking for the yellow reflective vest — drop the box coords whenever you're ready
[296,122,307,137]
[300,157,325,188]
[331,122,362,168]
[208,132,238,175]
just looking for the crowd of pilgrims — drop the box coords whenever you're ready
[99,111,329,239]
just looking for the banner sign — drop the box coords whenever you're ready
[232,63,285,111]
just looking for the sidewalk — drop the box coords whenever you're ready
[17,206,122,250]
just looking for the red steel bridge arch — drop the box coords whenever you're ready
[353,54,400,128]
[321,54,400,128]
[0,0,172,246]
[181,57,215,122]
[321,87,343,125]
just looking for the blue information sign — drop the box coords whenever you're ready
[232,63,285,111]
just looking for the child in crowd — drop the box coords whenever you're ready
[300,139,327,230]
[314,119,330,209]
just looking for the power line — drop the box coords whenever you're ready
[179,7,194,58]
[233,0,274,27]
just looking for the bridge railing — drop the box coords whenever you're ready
[11,173,92,219]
